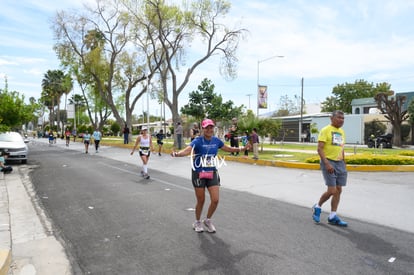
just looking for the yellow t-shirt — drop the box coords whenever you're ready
[318,124,345,161]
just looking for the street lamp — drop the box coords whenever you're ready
[246,93,253,109]
[257,55,284,116]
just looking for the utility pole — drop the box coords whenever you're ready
[299,77,304,142]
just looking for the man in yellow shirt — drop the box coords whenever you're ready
[312,110,348,227]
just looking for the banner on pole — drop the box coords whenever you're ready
[258,85,268,109]
[67,104,75,119]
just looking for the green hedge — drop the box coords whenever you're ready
[306,153,414,165]
[399,150,414,157]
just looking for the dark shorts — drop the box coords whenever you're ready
[84,140,90,145]
[320,160,347,187]
[1,166,13,173]
[157,140,163,145]
[191,170,220,188]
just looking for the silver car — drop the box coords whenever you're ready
[0,132,29,164]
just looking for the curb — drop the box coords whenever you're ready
[102,142,414,172]
[222,155,414,172]
[103,140,414,172]
[0,174,11,275]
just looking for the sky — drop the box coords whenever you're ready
[1,0,414,119]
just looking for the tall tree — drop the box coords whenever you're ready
[0,79,35,131]
[374,90,408,147]
[52,0,156,130]
[68,94,86,126]
[41,70,71,131]
[274,94,302,117]
[126,0,247,143]
[54,0,246,137]
[181,78,243,125]
[321,80,386,113]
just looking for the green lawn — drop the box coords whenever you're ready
[101,136,413,163]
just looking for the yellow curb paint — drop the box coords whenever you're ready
[345,164,414,172]
[0,250,11,275]
[217,154,414,172]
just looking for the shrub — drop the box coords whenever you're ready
[305,153,414,165]
[399,150,414,156]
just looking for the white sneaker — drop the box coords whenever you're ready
[202,218,216,233]
[192,221,204,233]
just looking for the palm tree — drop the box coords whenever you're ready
[69,94,86,126]
[41,70,72,133]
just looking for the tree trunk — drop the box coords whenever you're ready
[411,123,414,145]
[393,124,402,147]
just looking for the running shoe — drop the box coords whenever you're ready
[328,215,348,227]
[192,221,204,233]
[143,173,150,180]
[202,218,216,233]
[312,204,321,223]
[140,171,145,177]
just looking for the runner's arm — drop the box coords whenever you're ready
[131,136,141,155]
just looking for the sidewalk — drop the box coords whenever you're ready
[1,167,72,275]
[0,173,11,275]
[1,137,413,274]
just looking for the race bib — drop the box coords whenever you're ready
[332,132,343,146]
[203,156,215,168]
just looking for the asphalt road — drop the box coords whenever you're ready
[26,140,414,275]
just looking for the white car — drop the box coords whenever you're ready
[0,132,29,164]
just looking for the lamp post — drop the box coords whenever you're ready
[246,93,253,109]
[145,65,151,131]
[256,55,284,117]
[147,75,150,130]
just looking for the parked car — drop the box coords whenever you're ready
[367,133,393,149]
[0,132,29,164]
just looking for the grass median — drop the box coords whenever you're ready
[99,136,414,165]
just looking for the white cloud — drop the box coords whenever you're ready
[0,58,18,66]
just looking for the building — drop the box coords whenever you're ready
[351,98,378,114]
[273,91,414,144]
[273,113,367,144]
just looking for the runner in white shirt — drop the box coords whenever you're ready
[130,127,154,179]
